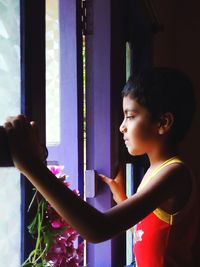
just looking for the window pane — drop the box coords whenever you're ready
[126,42,132,80]
[126,43,133,266]
[0,0,21,266]
[126,164,134,265]
[0,1,20,122]
[0,168,21,266]
[46,0,60,145]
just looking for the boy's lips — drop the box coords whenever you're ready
[123,138,129,145]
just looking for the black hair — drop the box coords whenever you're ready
[122,67,196,144]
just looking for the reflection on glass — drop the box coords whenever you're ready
[0,168,21,266]
[126,164,134,265]
[82,33,87,266]
[0,1,20,124]
[0,1,21,266]
[46,0,60,145]
[126,42,134,266]
[126,42,132,81]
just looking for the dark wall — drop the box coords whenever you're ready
[153,0,200,176]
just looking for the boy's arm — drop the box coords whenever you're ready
[4,115,191,243]
[4,115,108,242]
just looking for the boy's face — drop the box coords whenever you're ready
[120,96,159,156]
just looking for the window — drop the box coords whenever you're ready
[0,1,21,266]
[0,1,153,266]
[46,0,84,193]
[46,0,60,146]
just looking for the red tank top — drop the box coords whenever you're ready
[133,157,199,267]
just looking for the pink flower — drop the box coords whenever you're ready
[51,219,63,229]
[48,165,64,177]
[45,243,67,266]
[73,189,80,196]
[43,166,84,266]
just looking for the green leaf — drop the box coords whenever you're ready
[28,199,46,235]
[27,189,38,212]
[37,264,47,267]
[21,262,34,267]
[28,214,38,235]
[48,226,67,236]
[43,232,54,251]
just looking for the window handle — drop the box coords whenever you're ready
[85,169,97,198]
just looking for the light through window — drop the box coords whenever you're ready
[46,0,60,146]
[0,1,21,266]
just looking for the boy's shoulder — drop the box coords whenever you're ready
[158,160,192,195]
[158,162,192,213]
[138,160,193,214]
[141,159,191,192]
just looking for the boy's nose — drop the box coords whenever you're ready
[119,120,126,133]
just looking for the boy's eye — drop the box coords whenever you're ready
[126,115,134,120]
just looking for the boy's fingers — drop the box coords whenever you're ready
[30,121,47,161]
[98,174,112,184]
[5,115,30,131]
[30,121,40,140]
[4,121,13,129]
[115,167,124,182]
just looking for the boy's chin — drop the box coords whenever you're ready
[128,148,145,157]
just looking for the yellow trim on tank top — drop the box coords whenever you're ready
[137,156,183,192]
[153,208,179,225]
[148,156,183,180]
[138,156,184,225]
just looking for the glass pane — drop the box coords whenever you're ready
[126,43,134,265]
[46,0,60,145]
[126,42,131,81]
[0,1,20,122]
[126,164,134,265]
[0,168,21,266]
[0,0,21,266]
[83,34,87,267]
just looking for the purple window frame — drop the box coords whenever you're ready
[47,0,84,194]
[43,0,153,266]
[48,1,126,265]
[86,1,126,266]
[20,0,46,262]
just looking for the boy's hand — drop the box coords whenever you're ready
[99,167,127,204]
[4,115,45,173]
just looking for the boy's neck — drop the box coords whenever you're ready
[147,144,179,167]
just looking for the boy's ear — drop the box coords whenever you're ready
[158,112,174,135]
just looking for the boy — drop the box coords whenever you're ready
[4,67,199,266]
